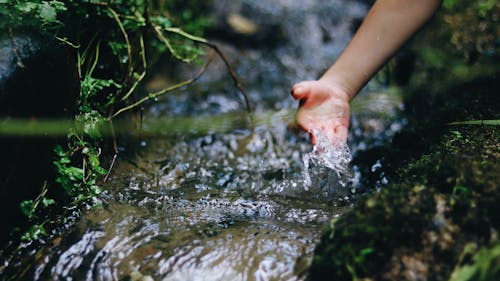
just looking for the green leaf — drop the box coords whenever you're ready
[39,2,57,24]
[450,244,500,281]
[42,197,56,207]
[66,166,84,181]
[21,224,46,241]
[49,0,67,12]
[448,120,500,126]
[152,16,172,28]
[54,145,66,157]
[15,2,38,13]
[20,200,35,218]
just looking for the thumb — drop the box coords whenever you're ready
[291,82,312,100]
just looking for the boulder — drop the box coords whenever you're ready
[0,29,79,243]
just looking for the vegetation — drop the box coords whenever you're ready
[1,0,249,241]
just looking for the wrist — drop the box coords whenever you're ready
[318,75,356,101]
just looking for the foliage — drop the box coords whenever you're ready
[441,0,498,57]
[3,0,249,242]
[411,0,498,79]
[1,0,218,241]
[450,243,500,281]
[0,0,67,30]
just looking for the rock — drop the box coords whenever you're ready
[206,1,287,48]
[0,29,79,243]
[226,13,259,35]
[0,30,78,117]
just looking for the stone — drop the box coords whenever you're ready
[0,29,79,243]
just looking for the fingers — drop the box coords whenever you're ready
[333,125,348,144]
[307,125,348,146]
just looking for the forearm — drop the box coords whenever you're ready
[321,0,442,99]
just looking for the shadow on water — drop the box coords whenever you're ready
[1,1,408,280]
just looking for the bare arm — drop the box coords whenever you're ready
[292,0,441,144]
[322,0,442,98]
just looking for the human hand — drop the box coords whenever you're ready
[291,80,351,145]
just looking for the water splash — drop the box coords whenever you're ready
[302,131,353,198]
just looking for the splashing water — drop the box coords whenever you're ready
[302,130,353,198]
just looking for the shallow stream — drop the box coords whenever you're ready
[1,1,407,280]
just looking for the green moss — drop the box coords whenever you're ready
[309,124,499,280]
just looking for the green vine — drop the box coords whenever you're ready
[1,0,250,241]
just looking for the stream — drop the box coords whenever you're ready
[1,1,407,280]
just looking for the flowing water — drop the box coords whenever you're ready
[1,1,407,280]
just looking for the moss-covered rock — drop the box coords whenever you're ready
[309,124,499,281]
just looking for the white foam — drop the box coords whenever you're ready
[302,130,353,196]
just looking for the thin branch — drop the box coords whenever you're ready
[153,25,193,63]
[108,7,134,83]
[88,41,101,76]
[55,36,80,49]
[104,120,118,182]
[8,28,25,68]
[108,49,215,120]
[120,35,147,102]
[163,27,252,113]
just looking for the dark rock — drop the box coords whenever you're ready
[0,30,78,117]
[0,29,79,243]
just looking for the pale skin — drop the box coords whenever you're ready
[292,0,442,145]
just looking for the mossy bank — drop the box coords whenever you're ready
[307,66,499,280]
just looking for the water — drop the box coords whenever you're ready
[302,130,353,194]
[0,1,407,280]
[12,126,350,280]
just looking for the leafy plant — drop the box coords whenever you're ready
[4,0,250,241]
[450,243,500,281]
[0,0,67,29]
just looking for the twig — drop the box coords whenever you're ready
[104,120,118,182]
[153,25,193,63]
[31,181,49,217]
[88,41,101,76]
[55,37,80,49]
[108,7,134,84]
[163,27,252,113]
[108,49,215,119]
[8,28,25,68]
[121,35,147,102]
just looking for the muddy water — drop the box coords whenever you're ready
[1,1,407,280]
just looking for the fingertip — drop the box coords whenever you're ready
[291,82,309,100]
[291,86,304,100]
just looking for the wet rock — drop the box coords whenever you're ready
[207,1,287,48]
[0,29,79,243]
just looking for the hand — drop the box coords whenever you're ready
[291,80,351,145]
